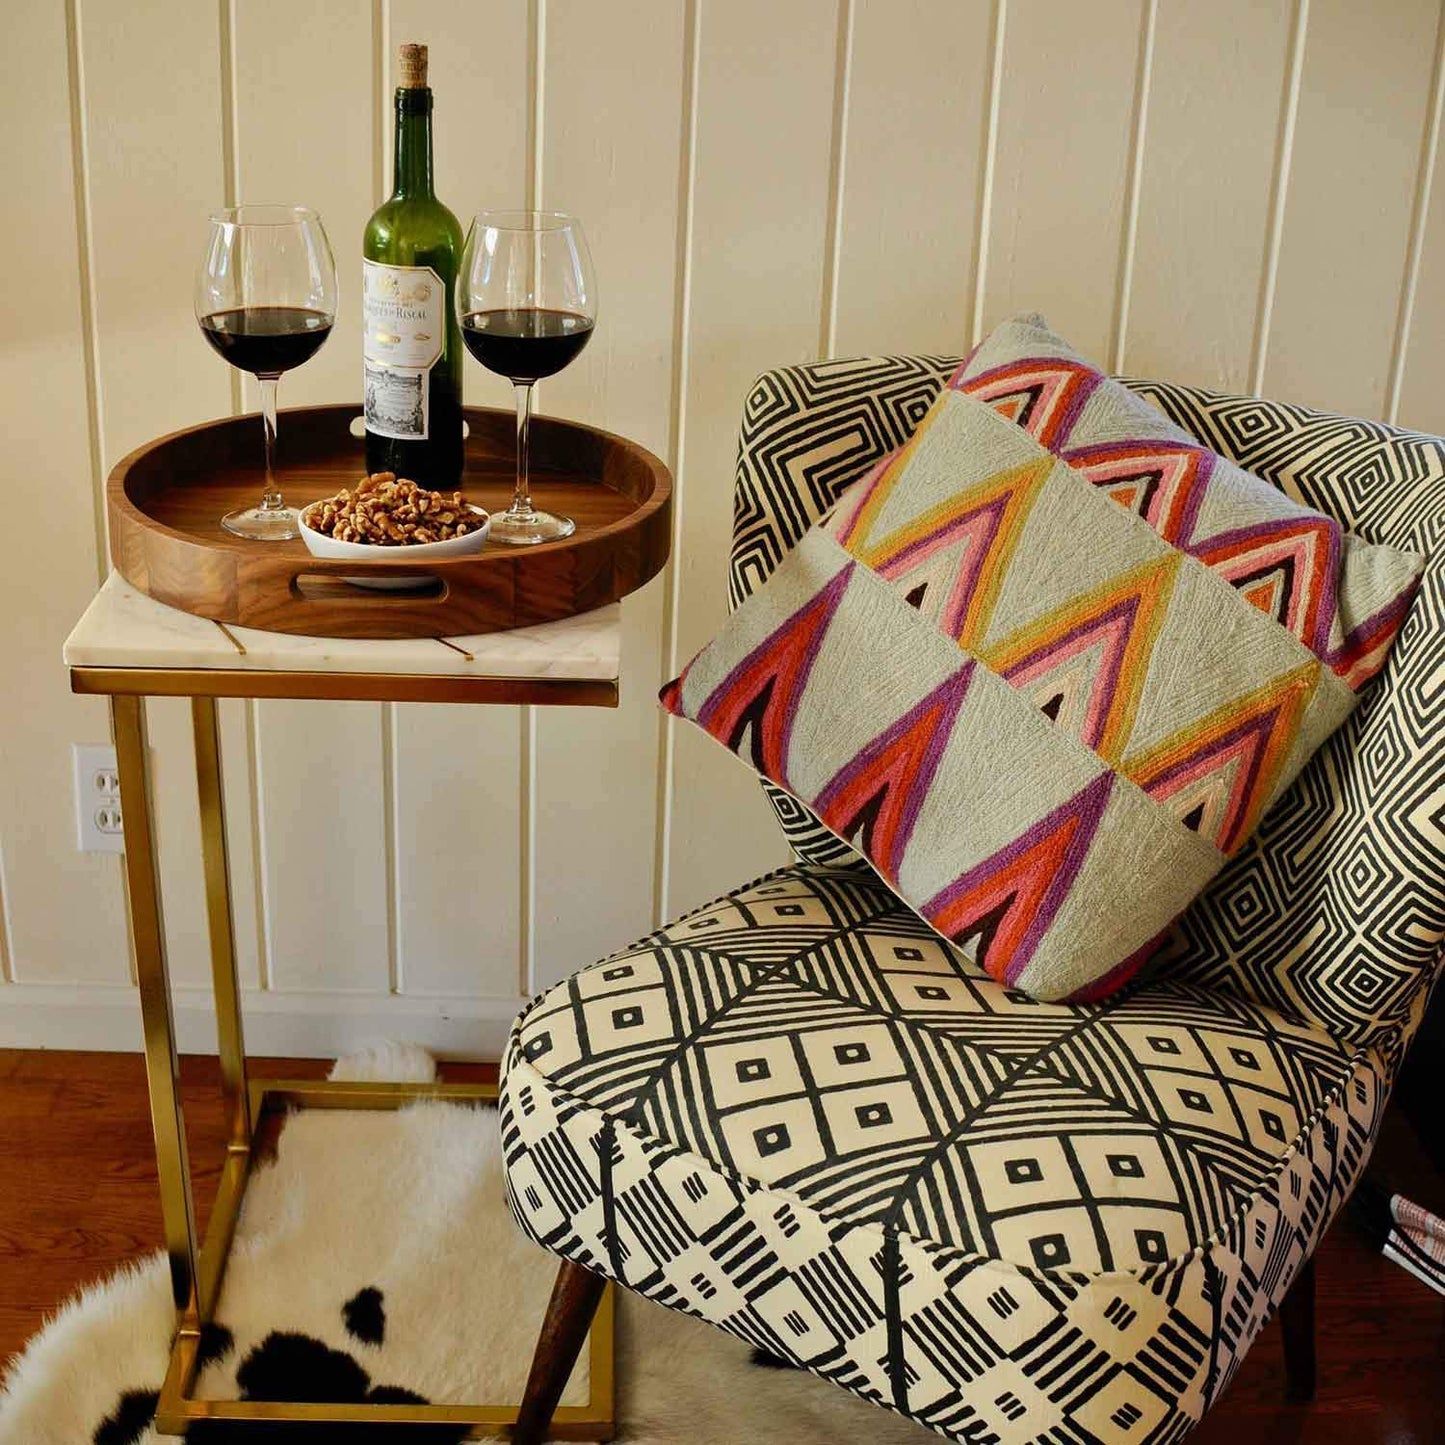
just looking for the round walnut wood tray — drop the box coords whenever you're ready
[108,404,672,639]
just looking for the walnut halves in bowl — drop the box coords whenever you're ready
[302,473,484,547]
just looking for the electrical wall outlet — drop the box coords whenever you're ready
[73,744,124,853]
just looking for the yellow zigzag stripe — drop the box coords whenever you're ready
[1123,660,1320,853]
[838,435,1054,648]
[978,553,1182,766]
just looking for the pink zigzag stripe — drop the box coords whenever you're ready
[813,664,977,880]
[1059,439,1215,550]
[923,770,1115,986]
[1186,514,1342,657]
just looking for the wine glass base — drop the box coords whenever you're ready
[222,506,301,542]
[488,508,576,546]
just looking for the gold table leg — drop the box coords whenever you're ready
[191,696,250,1152]
[189,696,253,1329]
[114,691,614,1438]
[111,695,200,1327]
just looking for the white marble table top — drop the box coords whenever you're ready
[64,572,620,681]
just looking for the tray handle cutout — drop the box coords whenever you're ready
[288,558,452,603]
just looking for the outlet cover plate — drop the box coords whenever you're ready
[73,743,124,853]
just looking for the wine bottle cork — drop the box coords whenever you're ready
[398,43,428,88]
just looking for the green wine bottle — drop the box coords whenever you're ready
[362,42,464,486]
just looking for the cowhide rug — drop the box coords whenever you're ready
[0,1043,931,1443]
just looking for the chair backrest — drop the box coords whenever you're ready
[730,357,1445,1052]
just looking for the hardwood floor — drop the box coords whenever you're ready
[0,1049,1442,1441]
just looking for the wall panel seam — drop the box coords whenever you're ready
[653,0,702,929]
[1250,0,1310,397]
[372,0,389,207]
[381,702,400,993]
[1110,0,1158,374]
[245,700,270,989]
[1386,0,1445,425]
[218,0,259,985]
[969,0,1007,347]
[519,0,548,997]
[818,0,854,359]
[520,708,537,995]
[219,0,242,417]
[252,707,278,988]
[0,839,14,984]
[63,0,109,587]
[373,0,397,1000]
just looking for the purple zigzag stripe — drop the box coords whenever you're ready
[1058,439,1216,551]
[949,357,1103,450]
[1002,591,1146,743]
[877,492,1011,576]
[697,562,855,788]
[1326,579,1422,676]
[924,770,1115,986]
[812,663,977,879]
[1187,514,1342,657]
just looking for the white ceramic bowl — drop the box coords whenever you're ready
[298,501,491,590]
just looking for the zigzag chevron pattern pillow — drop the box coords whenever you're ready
[957,315,1421,686]
[667,334,1422,1001]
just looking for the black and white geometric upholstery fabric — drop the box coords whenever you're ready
[730,359,1444,1048]
[501,864,1393,1441]
[1120,381,1445,1049]
[498,360,1444,1442]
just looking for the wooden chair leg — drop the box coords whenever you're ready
[513,1259,607,1445]
[1279,1255,1317,1402]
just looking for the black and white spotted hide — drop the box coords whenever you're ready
[92,1287,465,1444]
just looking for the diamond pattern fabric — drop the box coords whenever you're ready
[500,341,1445,1442]
[501,864,1390,1441]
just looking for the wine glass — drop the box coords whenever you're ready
[196,205,338,540]
[457,211,596,545]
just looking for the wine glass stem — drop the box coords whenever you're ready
[512,382,533,519]
[258,375,284,512]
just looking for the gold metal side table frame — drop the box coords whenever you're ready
[74,666,617,1439]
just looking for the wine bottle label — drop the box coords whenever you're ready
[362,260,444,440]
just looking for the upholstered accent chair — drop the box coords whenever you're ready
[501,358,1444,1443]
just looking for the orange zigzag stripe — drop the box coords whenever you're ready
[831,433,1052,648]
[1123,661,1319,854]
[978,553,1181,765]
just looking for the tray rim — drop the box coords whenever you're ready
[107,401,672,572]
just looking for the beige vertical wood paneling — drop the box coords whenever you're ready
[1263,0,1441,416]
[385,1,532,998]
[662,0,842,920]
[831,0,993,357]
[0,0,129,983]
[1125,0,1295,389]
[1389,11,1445,434]
[253,700,389,991]
[13,0,1445,1048]
[529,0,687,990]
[980,0,1149,361]
[233,0,390,992]
[78,0,237,989]
[234,2,372,411]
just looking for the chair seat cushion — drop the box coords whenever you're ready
[500,864,1388,1441]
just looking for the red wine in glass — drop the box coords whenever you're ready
[195,205,338,541]
[460,308,594,385]
[199,306,334,375]
[456,212,597,545]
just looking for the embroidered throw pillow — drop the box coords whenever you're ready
[662,333,1423,1002]
[956,314,1421,687]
